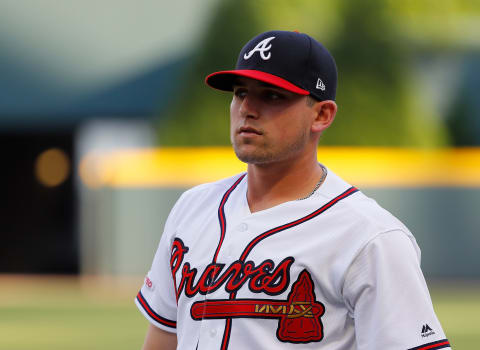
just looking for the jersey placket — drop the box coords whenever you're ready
[196,175,250,349]
[196,220,255,349]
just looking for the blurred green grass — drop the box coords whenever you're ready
[0,276,478,349]
[430,282,480,349]
[0,276,146,350]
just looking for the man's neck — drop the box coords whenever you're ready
[246,155,324,213]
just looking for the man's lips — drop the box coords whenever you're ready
[238,126,263,135]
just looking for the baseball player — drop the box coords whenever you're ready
[136,30,451,350]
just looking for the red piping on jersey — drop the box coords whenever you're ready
[136,291,177,328]
[239,186,359,262]
[408,339,450,350]
[214,183,359,350]
[213,174,247,263]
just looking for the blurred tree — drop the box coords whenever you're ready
[156,0,261,145]
[322,0,446,146]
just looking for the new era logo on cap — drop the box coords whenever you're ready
[205,30,337,102]
[316,78,326,91]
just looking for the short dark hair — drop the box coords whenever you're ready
[306,95,318,107]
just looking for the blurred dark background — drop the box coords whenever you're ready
[0,131,75,273]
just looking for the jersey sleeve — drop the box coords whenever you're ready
[135,200,181,333]
[343,230,451,350]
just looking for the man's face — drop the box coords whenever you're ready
[230,77,317,165]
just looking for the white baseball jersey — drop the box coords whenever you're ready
[136,168,450,350]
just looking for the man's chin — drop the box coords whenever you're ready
[234,149,274,165]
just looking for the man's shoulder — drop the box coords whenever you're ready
[180,173,246,200]
[346,190,410,234]
[171,173,246,214]
[321,169,410,236]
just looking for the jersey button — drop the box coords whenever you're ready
[209,328,217,337]
[238,223,248,231]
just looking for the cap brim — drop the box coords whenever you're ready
[205,70,309,95]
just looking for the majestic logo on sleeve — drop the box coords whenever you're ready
[171,238,325,343]
[244,36,275,60]
[421,324,435,338]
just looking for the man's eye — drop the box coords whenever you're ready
[265,91,283,100]
[234,89,247,98]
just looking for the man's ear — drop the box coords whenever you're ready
[311,100,337,133]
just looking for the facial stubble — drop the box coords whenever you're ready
[232,126,310,165]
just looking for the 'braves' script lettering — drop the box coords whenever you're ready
[171,238,294,300]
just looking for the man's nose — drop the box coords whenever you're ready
[239,95,260,119]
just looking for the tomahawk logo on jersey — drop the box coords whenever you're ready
[136,170,450,350]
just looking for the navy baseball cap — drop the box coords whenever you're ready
[206,30,337,101]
